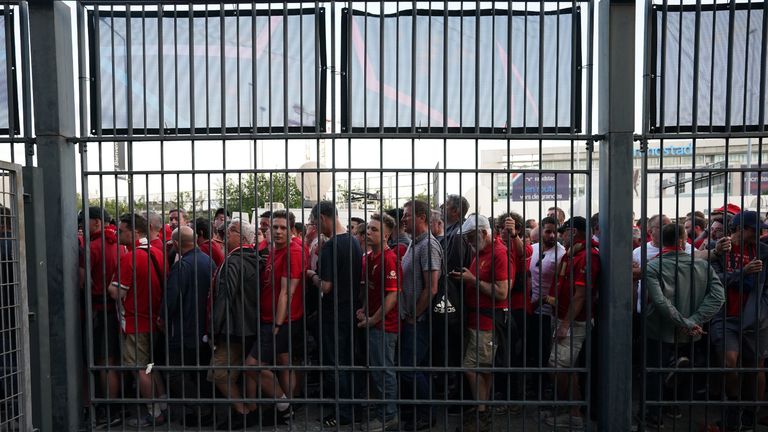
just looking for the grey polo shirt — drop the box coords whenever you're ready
[400,231,443,322]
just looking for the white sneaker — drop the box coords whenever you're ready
[544,413,585,430]
[361,417,399,432]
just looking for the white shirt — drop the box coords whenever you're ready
[529,242,566,315]
[632,241,693,312]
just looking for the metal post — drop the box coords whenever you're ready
[597,0,635,430]
[22,166,52,432]
[28,1,81,430]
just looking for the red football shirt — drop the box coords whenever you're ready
[554,241,600,322]
[115,242,165,334]
[260,240,306,323]
[362,248,401,333]
[725,244,754,317]
[82,228,124,311]
[466,237,513,331]
[198,238,225,268]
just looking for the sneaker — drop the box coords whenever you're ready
[92,406,121,429]
[644,413,665,430]
[127,409,167,428]
[361,417,399,432]
[544,413,585,430]
[402,417,434,431]
[663,406,682,419]
[664,356,690,387]
[741,410,756,432]
[536,408,557,420]
[479,410,493,431]
[446,404,463,416]
[276,406,293,425]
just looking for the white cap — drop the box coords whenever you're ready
[461,214,491,233]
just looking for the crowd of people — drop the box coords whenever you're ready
[76,196,768,431]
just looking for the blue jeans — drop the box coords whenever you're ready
[369,328,398,421]
[321,317,354,422]
[400,320,431,418]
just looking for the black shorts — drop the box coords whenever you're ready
[288,318,306,361]
[250,322,290,364]
[92,308,121,363]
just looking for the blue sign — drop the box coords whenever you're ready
[633,143,693,158]
[510,173,571,201]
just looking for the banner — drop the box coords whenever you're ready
[0,12,17,135]
[510,173,571,201]
[652,4,767,132]
[90,8,326,134]
[342,7,581,133]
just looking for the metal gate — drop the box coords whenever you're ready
[0,161,31,432]
[73,0,603,431]
[636,1,768,431]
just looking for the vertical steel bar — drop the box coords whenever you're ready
[28,2,80,429]
[597,1,634,431]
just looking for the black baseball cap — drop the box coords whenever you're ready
[558,216,587,233]
[730,211,768,231]
[78,206,111,223]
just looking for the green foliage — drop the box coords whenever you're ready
[86,196,147,220]
[218,173,303,212]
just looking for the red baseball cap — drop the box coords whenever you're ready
[713,203,741,215]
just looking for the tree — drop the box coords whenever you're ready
[86,196,147,220]
[218,173,303,212]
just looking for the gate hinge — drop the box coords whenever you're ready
[28,311,36,322]
[638,138,648,153]
[23,192,31,204]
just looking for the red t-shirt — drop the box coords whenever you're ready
[466,237,513,331]
[150,237,164,249]
[260,240,306,323]
[555,241,600,322]
[198,238,224,268]
[362,248,401,333]
[115,242,165,334]
[392,243,408,261]
[494,234,529,311]
[725,244,754,317]
[82,228,124,311]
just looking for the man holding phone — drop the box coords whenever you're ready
[449,214,512,432]
[710,211,768,431]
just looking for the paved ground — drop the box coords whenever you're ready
[82,403,768,431]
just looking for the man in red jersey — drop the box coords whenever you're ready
[194,217,224,268]
[544,217,600,431]
[245,210,305,425]
[450,214,512,432]
[109,213,168,427]
[79,207,125,428]
[356,213,401,432]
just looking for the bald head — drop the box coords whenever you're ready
[172,225,196,252]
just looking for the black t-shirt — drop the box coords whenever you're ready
[318,233,363,321]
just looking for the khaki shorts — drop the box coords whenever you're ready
[207,336,255,384]
[122,333,152,367]
[548,319,587,368]
[463,328,496,368]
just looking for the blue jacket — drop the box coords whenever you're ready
[162,247,213,349]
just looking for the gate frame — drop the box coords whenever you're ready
[0,160,32,432]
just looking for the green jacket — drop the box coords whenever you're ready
[644,251,725,343]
